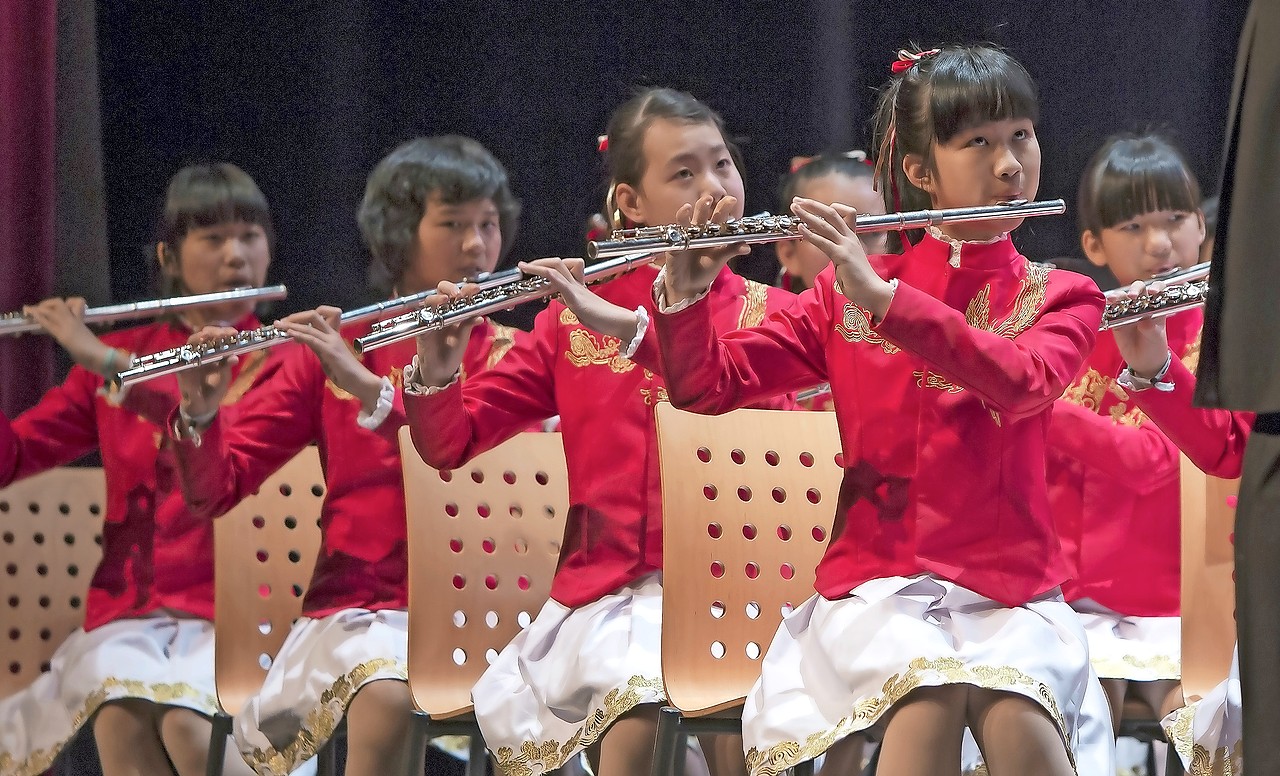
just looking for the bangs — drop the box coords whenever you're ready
[1078,135,1201,233]
[427,156,507,206]
[927,49,1038,143]
[164,163,272,238]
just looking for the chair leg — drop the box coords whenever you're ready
[862,740,881,776]
[205,712,232,776]
[1165,739,1186,776]
[401,711,431,776]
[317,736,338,776]
[466,726,488,776]
[651,706,683,776]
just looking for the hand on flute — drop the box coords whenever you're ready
[1110,280,1172,377]
[23,297,122,379]
[276,306,385,415]
[661,194,750,304]
[412,283,483,388]
[790,198,895,321]
[176,325,239,421]
[518,257,640,343]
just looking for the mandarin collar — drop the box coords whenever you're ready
[918,225,1019,270]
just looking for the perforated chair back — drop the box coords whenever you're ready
[213,446,325,716]
[0,468,105,699]
[1179,453,1239,703]
[655,403,841,716]
[400,427,569,719]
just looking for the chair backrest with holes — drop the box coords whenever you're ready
[213,446,326,716]
[1179,453,1239,703]
[0,468,105,699]
[655,403,841,716]
[400,427,569,719]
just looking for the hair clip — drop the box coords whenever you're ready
[597,135,609,153]
[891,48,941,74]
[789,150,872,174]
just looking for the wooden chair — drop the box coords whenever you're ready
[1113,452,1239,776]
[206,447,326,776]
[400,427,570,776]
[653,403,842,776]
[1170,452,1239,775]
[0,468,105,700]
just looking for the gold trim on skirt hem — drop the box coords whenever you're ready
[0,678,217,776]
[243,657,405,776]
[744,656,1075,776]
[491,675,664,776]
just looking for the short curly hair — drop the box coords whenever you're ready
[358,135,521,290]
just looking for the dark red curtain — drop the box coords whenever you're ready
[0,0,57,418]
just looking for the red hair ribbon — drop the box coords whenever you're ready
[891,48,941,74]
[597,134,609,153]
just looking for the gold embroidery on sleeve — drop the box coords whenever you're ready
[565,329,636,374]
[1181,330,1202,373]
[738,280,770,328]
[221,350,268,405]
[835,304,900,355]
[486,323,519,369]
[914,370,963,394]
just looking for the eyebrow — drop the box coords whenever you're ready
[664,145,730,167]
[431,205,500,216]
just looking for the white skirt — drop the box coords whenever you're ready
[741,574,1093,776]
[234,608,409,776]
[1072,599,1181,681]
[1162,645,1241,776]
[0,614,218,776]
[472,574,665,776]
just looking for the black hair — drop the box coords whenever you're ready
[871,44,1039,230]
[602,87,739,228]
[358,135,521,290]
[1077,133,1201,235]
[155,163,273,295]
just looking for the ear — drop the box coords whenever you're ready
[156,242,176,272]
[902,153,932,194]
[775,239,799,273]
[1080,229,1108,268]
[1195,209,1207,243]
[614,182,646,226]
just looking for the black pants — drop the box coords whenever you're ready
[1238,412,1280,774]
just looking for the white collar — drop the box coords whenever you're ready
[927,225,1008,268]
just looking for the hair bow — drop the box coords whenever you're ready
[891,48,941,74]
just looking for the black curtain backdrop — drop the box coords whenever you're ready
[94,0,1246,329]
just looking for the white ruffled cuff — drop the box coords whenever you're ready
[652,266,711,314]
[619,306,650,360]
[402,355,460,397]
[356,375,396,430]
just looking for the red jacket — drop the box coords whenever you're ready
[405,265,797,607]
[1048,309,1205,616]
[173,318,519,617]
[650,232,1104,607]
[1129,355,1253,478]
[0,316,280,630]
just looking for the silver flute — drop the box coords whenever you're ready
[112,268,523,387]
[354,199,1067,354]
[587,199,1066,260]
[354,251,656,353]
[0,285,287,337]
[1100,262,1210,330]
